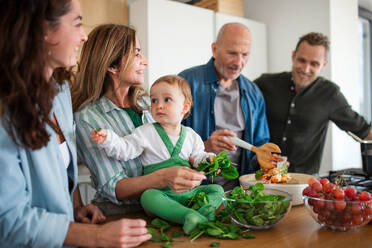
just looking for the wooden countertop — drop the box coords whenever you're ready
[106,205,372,248]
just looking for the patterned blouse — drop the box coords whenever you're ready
[75,96,154,205]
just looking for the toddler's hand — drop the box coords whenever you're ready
[90,128,107,144]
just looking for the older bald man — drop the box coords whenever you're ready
[179,23,270,190]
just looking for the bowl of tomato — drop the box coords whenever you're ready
[302,177,372,231]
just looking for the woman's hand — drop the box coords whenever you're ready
[74,203,106,224]
[157,166,206,193]
[90,129,107,144]
[97,218,151,248]
[204,129,236,153]
[65,218,151,248]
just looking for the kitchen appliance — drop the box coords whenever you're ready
[348,131,372,176]
[322,132,372,191]
[327,168,372,191]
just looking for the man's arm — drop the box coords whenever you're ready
[329,88,371,140]
[364,128,372,140]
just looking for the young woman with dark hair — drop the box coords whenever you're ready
[0,0,151,247]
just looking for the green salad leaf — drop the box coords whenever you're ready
[279,164,289,174]
[151,218,171,233]
[186,192,209,210]
[255,170,264,180]
[148,218,185,247]
[171,231,182,238]
[196,150,238,182]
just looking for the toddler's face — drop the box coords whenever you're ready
[150,82,188,126]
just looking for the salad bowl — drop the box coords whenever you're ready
[223,185,292,230]
[239,173,313,206]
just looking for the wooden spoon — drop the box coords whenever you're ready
[228,136,282,169]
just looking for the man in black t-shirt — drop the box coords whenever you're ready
[255,32,372,174]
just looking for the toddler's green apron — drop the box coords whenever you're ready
[140,123,224,233]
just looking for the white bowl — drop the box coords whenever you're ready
[239,173,314,206]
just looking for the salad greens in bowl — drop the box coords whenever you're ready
[223,183,292,230]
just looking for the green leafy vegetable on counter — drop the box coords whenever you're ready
[196,150,238,182]
[188,209,256,242]
[151,218,171,233]
[210,241,221,247]
[242,233,256,239]
[148,210,256,246]
[147,227,158,240]
[171,231,182,238]
[189,221,241,242]
[224,184,290,227]
[161,242,172,248]
[148,218,184,247]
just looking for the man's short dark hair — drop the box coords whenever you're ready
[295,32,330,56]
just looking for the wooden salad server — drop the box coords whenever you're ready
[228,136,282,169]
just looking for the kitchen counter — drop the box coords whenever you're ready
[106,205,372,248]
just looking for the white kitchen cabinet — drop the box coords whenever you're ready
[129,0,267,91]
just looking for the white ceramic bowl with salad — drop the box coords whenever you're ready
[223,184,292,230]
[239,172,313,206]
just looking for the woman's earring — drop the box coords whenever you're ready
[47,50,51,56]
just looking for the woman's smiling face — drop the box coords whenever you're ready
[45,0,87,71]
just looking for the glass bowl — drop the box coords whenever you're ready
[223,188,292,230]
[303,195,372,231]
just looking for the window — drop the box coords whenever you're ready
[358,7,372,122]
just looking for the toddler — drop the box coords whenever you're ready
[90,75,224,234]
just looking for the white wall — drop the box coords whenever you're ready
[329,0,361,171]
[244,0,362,174]
[243,0,331,75]
[130,0,214,91]
[129,0,267,90]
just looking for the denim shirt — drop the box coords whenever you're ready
[179,58,270,174]
[0,82,77,248]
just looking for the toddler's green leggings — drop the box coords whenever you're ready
[140,184,224,234]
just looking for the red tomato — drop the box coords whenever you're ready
[308,177,319,187]
[351,203,363,215]
[315,199,326,209]
[302,186,312,196]
[325,201,335,211]
[319,178,329,186]
[364,204,372,215]
[345,187,357,199]
[323,183,336,194]
[359,191,371,201]
[333,189,345,200]
[352,215,364,226]
[335,200,346,210]
[311,182,323,193]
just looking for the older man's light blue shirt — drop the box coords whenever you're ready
[0,82,77,247]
